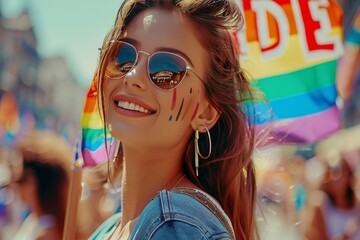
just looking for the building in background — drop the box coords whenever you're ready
[0,7,86,144]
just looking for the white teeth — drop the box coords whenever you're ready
[117,101,151,113]
[129,103,135,110]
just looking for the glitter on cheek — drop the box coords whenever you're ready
[169,115,173,121]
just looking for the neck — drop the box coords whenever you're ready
[119,147,184,228]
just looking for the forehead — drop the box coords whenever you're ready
[122,8,207,69]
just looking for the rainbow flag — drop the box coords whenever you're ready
[0,92,21,146]
[74,76,116,167]
[236,0,344,144]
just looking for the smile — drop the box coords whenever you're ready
[117,101,153,114]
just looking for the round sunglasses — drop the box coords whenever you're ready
[104,40,203,90]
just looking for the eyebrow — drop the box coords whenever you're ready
[156,47,194,66]
[120,37,194,66]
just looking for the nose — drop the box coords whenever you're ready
[124,53,149,90]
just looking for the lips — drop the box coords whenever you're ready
[113,95,156,115]
[117,101,152,114]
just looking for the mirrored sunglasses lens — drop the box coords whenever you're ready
[106,42,136,78]
[149,53,186,90]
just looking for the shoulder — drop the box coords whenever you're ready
[130,189,233,240]
[89,212,121,240]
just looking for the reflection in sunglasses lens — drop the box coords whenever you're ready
[116,43,136,74]
[105,41,187,90]
[106,42,137,78]
[149,52,186,90]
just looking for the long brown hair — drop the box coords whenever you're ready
[97,1,259,239]
[17,131,71,238]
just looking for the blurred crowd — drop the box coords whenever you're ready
[255,148,360,240]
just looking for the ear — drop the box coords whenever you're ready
[191,102,220,132]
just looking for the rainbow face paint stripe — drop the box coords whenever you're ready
[175,98,184,121]
[171,88,177,110]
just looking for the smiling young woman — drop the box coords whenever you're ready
[89,1,259,239]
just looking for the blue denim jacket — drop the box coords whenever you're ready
[90,189,234,239]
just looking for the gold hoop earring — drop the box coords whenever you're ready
[194,126,212,176]
[111,139,121,163]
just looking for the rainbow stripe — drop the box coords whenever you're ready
[239,0,343,144]
[75,77,116,167]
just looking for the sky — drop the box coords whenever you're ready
[1,0,123,87]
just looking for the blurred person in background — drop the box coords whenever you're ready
[256,156,307,240]
[305,150,360,240]
[10,131,72,240]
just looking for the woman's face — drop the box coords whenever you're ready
[103,8,209,151]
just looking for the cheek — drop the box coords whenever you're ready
[167,87,200,122]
